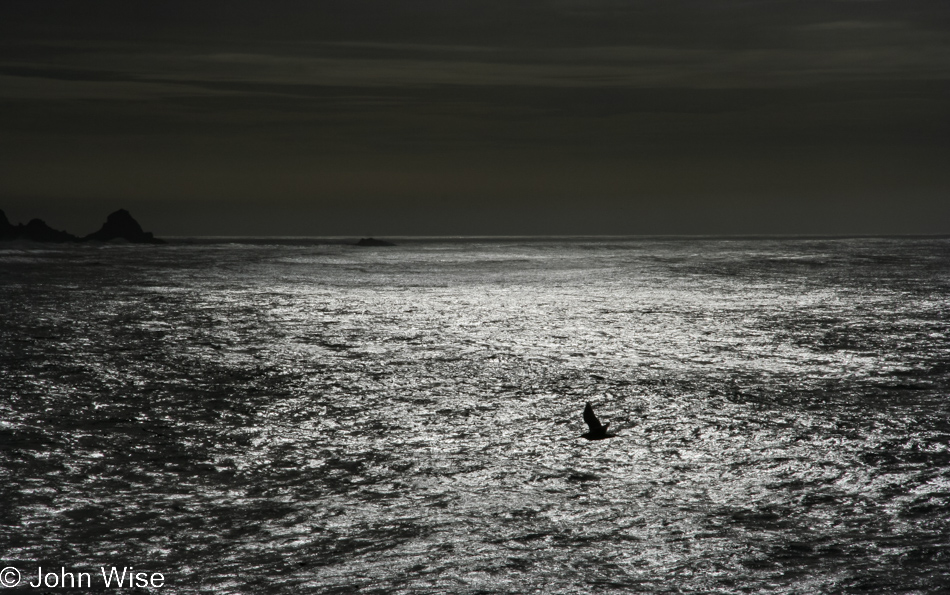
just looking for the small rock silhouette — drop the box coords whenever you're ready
[25,219,78,243]
[356,237,395,247]
[83,209,165,244]
[0,210,77,242]
[0,209,20,240]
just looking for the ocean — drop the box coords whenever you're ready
[1,237,948,593]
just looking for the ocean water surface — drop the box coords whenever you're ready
[1,237,949,593]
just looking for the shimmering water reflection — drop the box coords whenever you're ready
[1,238,949,593]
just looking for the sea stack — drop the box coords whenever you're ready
[83,209,165,244]
[24,219,78,243]
[0,210,76,242]
[356,237,396,247]
[0,210,20,240]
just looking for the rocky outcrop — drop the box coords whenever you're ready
[356,237,395,247]
[24,219,78,242]
[83,209,164,244]
[0,210,20,240]
[1,208,164,243]
[0,210,77,242]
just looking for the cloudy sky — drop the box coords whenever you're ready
[2,0,948,235]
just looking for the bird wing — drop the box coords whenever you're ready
[583,402,604,432]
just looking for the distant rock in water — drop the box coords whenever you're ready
[0,209,20,240]
[356,237,395,247]
[83,209,165,244]
[25,219,78,243]
[0,209,77,242]
[1,208,164,243]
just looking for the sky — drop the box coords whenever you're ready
[1,0,948,236]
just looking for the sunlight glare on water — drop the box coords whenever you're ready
[1,237,949,593]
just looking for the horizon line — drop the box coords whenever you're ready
[160,233,950,241]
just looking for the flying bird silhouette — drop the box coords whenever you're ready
[581,402,616,440]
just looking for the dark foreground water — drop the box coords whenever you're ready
[1,237,949,593]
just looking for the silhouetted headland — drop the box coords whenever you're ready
[0,209,164,244]
[356,237,396,247]
[581,402,617,440]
